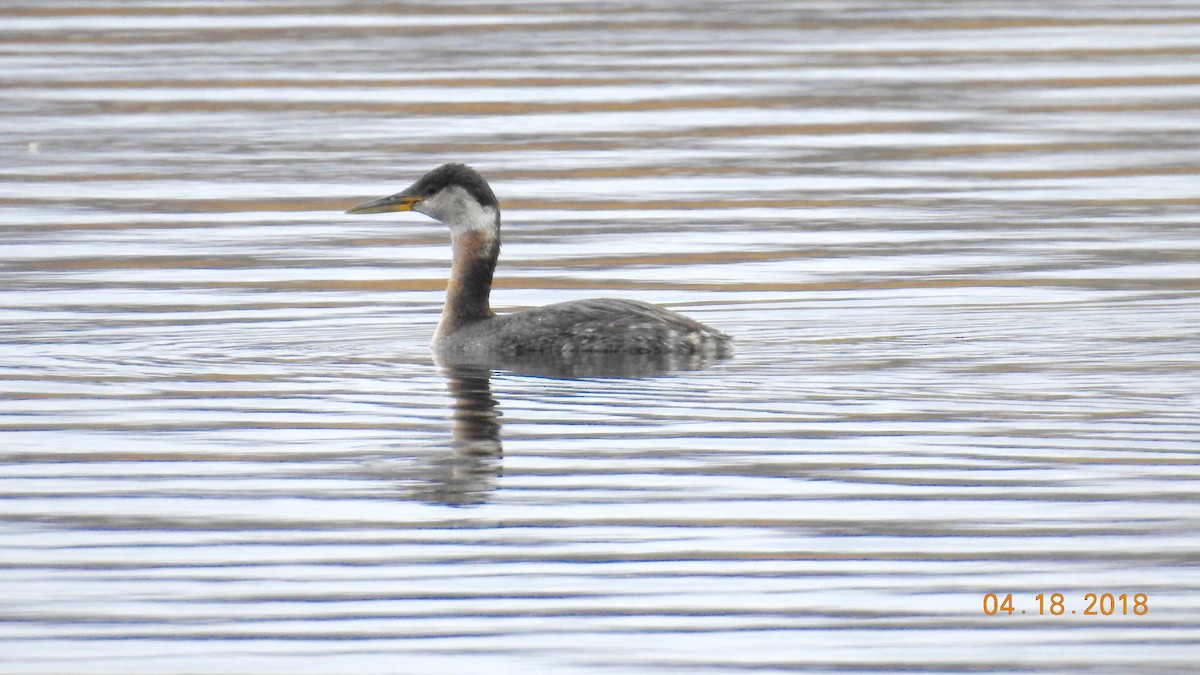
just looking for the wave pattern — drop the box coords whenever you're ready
[1,2,1198,672]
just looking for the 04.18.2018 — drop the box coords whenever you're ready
[983,593,1148,616]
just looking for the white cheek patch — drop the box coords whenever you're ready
[447,206,499,242]
[416,186,498,237]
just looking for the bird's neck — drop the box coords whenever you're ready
[436,225,499,341]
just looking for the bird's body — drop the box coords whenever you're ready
[346,163,731,359]
[438,297,728,357]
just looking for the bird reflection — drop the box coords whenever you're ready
[402,350,726,506]
[439,348,727,379]
[406,363,503,506]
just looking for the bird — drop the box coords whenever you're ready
[345,163,732,359]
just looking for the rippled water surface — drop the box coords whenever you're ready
[2,2,1199,672]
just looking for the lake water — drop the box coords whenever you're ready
[2,2,1199,672]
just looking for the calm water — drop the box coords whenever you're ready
[2,2,1199,672]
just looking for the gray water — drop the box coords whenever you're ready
[2,2,1199,672]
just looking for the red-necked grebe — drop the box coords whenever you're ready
[346,163,732,358]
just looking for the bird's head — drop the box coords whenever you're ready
[346,163,500,236]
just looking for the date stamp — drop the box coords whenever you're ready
[984,593,1148,617]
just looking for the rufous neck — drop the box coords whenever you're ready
[435,228,498,341]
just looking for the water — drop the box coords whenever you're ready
[2,2,1199,672]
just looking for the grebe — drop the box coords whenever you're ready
[346,163,732,358]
